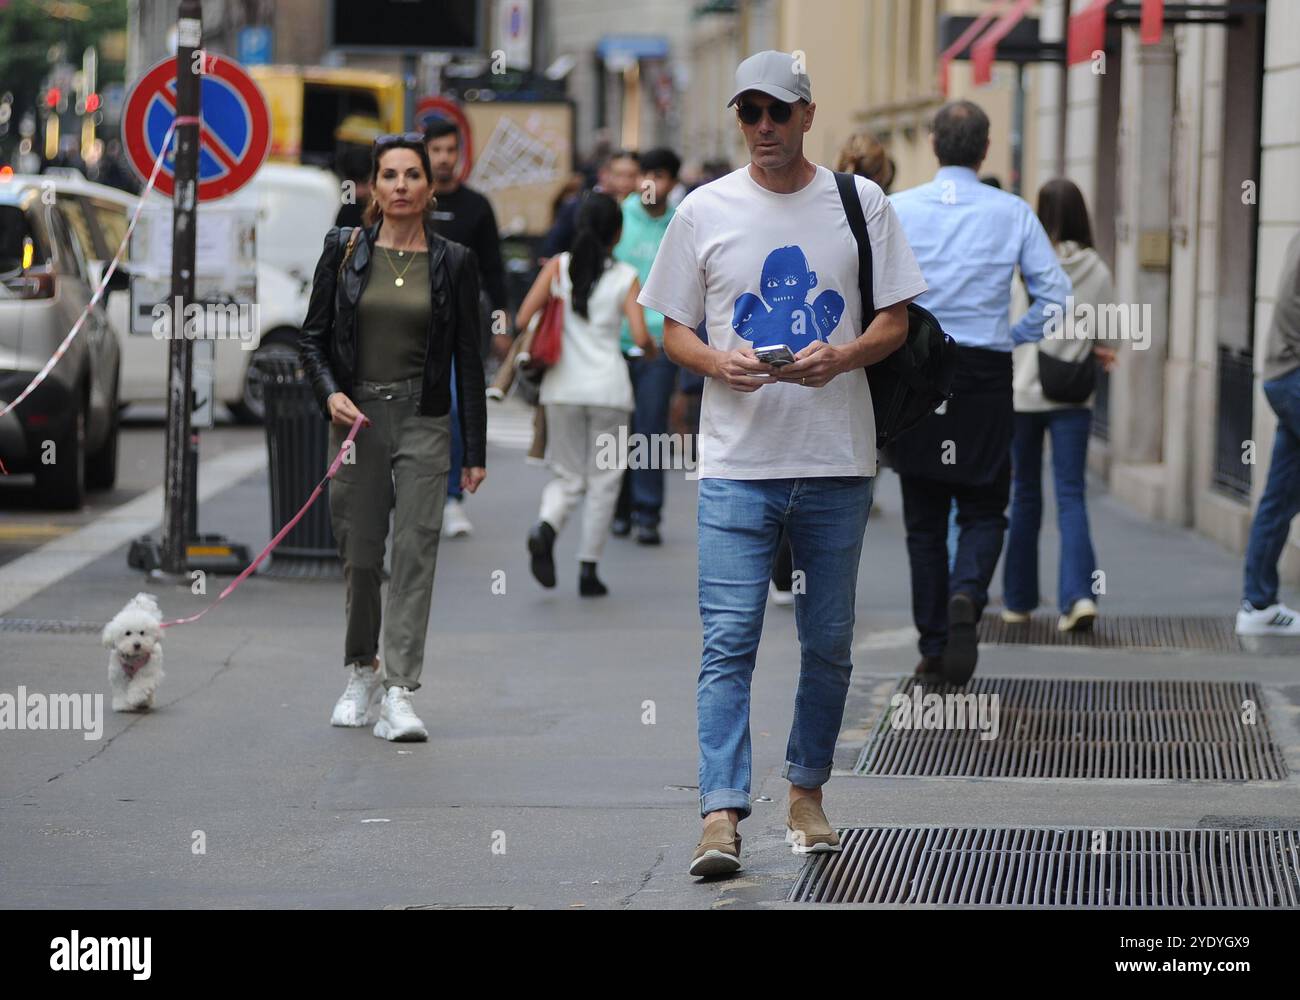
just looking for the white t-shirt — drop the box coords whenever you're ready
[539,252,637,411]
[638,164,928,480]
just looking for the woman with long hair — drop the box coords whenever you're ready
[516,192,656,596]
[834,131,897,194]
[1002,178,1118,632]
[299,133,488,740]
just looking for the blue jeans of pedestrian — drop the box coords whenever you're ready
[627,350,679,527]
[1003,408,1098,612]
[447,362,463,500]
[696,475,874,819]
[1243,368,1300,608]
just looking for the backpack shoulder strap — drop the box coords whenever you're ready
[834,171,876,325]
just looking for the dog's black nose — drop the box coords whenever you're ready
[132,642,141,650]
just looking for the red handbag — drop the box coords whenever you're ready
[523,293,564,373]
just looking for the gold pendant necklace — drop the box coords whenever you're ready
[381,245,418,287]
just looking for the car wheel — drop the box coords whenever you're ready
[86,379,120,491]
[229,333,299,424]
[33,400,86,510]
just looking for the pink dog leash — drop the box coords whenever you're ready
[160,412,369,629]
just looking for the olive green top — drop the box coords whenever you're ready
[356,247,432,383]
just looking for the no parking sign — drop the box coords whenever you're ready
[122,54,271,201]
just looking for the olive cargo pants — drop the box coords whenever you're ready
[328,377,451,691]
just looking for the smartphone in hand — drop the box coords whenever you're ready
[753,344,796,368]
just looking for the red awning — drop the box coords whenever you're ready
[1067,0,1113,66]
[937,0,1008,96]
[1140,0,1165,44]
[971,0,1035,86]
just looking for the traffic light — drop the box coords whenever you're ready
[44,87,61,109]
[85,92,101,113]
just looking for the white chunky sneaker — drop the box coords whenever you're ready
[442,497,473,538]
[330,662,382,727]
[1057,598,1098,633]
[373,686,428,742]
[1236,601,1300,636]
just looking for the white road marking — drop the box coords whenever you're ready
[855,626,920,651]
[486,402,536,450]
[0,445,267,616]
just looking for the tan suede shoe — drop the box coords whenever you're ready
[689,817,743,876]
[785,797,841,854]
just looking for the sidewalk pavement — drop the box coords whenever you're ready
[1,396,1296,909]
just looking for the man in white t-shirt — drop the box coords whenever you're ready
[639,50,927,877]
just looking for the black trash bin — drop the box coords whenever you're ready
[254,355,341,578]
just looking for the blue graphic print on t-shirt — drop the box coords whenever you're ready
[730,245,845,352]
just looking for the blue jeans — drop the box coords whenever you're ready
[1243,368,1300,608]
[946,500,959,570]
[447,362,463,501]
[696,475,874,819]
[1003,408,1097,612]
[627,350,679,527]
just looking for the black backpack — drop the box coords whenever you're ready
[834,172,957,448]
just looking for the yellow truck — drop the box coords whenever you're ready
[248,66,405,168]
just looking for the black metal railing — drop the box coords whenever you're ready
[1212,345,1255,500]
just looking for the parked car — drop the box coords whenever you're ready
[18,166,340,424]
[0,174,122,508]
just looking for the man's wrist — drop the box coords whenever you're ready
[839,339,865,372]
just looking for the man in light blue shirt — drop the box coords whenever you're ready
[889,100,1070,685]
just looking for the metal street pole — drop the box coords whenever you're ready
[158,0,202,578]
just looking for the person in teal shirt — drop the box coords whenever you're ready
[612,148,682,544]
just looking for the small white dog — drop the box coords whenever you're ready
[102,592,165,712]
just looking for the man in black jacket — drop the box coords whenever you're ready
[425,120,506,537]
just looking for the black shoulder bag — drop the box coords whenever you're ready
[834,172,957,448]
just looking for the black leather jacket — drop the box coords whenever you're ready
[298,219,488,468]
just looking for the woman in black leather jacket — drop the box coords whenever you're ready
[298,133,487,742]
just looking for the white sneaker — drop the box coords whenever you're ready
[373,686,428,741]
[330,662,382,727]
[442,497,473,537]
[769,580,795,607]
[1058,598,1098,632]
[1236,601,1300,636]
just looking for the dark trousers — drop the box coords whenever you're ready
[900,462,1010,658]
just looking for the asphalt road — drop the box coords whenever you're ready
[1,396,1297,909]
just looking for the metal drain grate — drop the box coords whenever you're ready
[854,677,1287,780]
[0,617,103,635]
[789,827,1300,907]
[979,613,1243,651]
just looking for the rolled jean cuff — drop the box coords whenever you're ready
[699,788,752,820]
[782,760,833,789]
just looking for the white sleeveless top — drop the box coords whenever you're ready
[539,252,637,411]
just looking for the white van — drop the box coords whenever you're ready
[34,165,340,422]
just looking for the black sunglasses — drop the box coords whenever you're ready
[374,132,426,148]
[737,100,794,125]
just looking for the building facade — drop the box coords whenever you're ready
[672,0,1298,586]
[1026,0,1298,585]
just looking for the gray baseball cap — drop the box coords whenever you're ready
[726,50,813,107]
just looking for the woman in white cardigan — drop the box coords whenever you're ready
[1003,179,1118,632]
